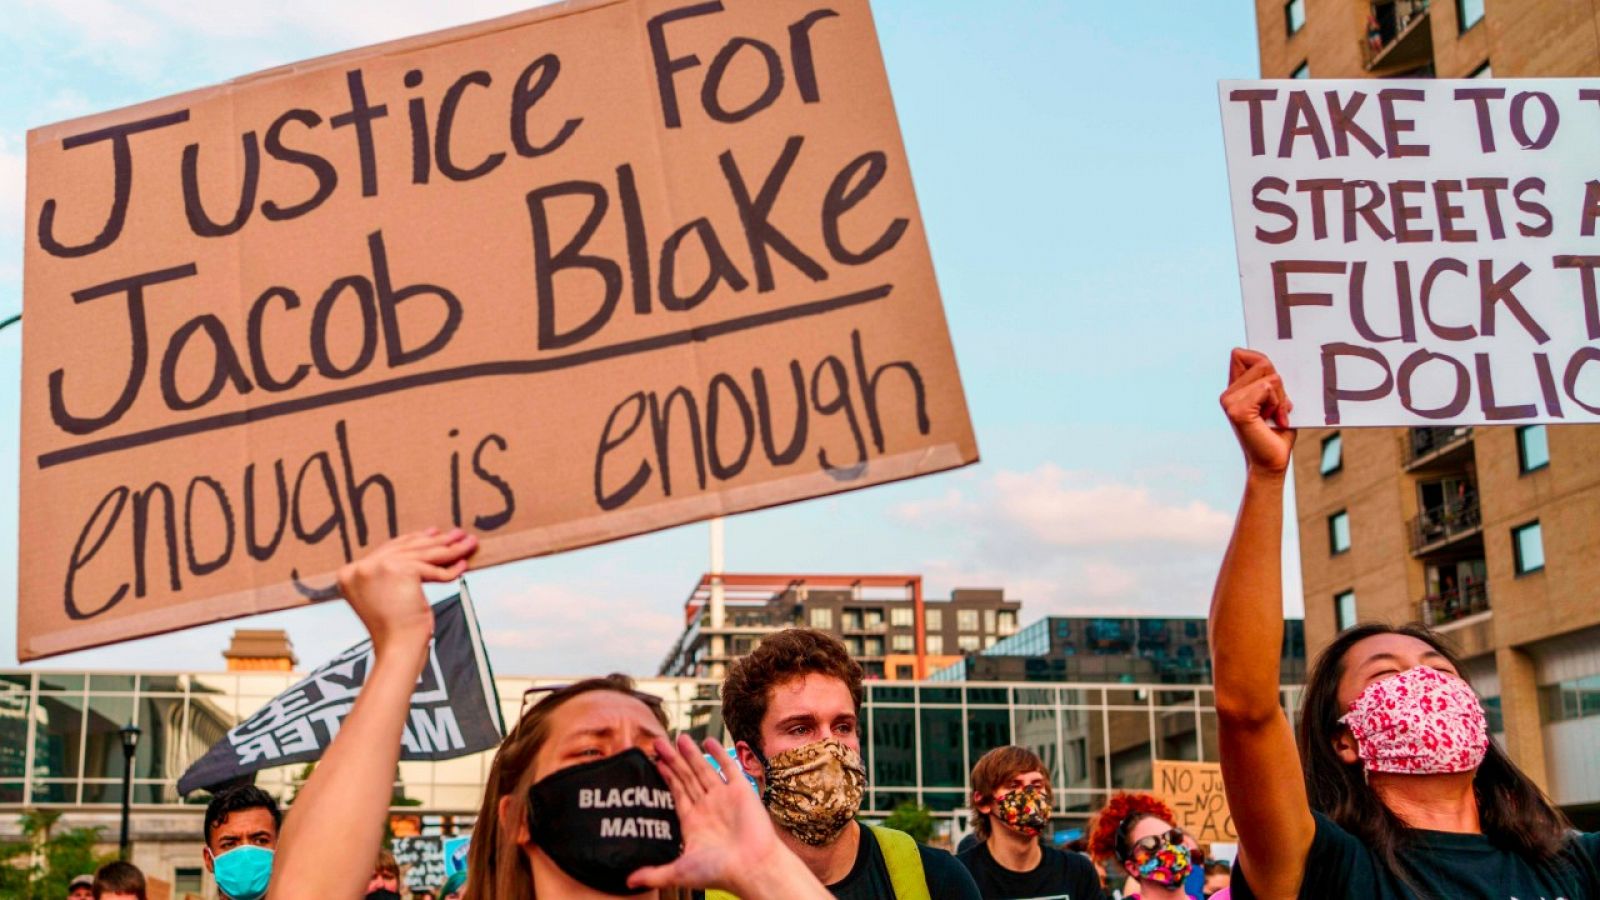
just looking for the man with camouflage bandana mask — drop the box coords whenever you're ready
[717,628,980,900]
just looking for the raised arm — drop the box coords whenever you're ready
[1210,350,1315,898]
[629,734,831,900]
[268,528,476,900]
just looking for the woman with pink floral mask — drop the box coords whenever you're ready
[1211,349,1600,899]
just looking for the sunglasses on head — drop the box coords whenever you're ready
[509,683,666,737]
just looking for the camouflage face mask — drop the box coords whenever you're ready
[761,738,866,846]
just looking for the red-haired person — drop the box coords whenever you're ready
[957,746,1102,899]
[1088,794,1199,900]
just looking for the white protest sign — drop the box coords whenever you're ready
[1220,79,1600,427]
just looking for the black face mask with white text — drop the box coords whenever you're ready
[525,748,682,895]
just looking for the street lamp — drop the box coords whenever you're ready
[118,723,141,860]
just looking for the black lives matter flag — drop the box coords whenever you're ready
[178,589,502,795]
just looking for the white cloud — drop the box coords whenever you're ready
[0,137,23,239]
[892,464,1237,620]
[471,578,687,676]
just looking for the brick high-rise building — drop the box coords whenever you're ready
[656,574,1021,680]
[1251,0,1600,824]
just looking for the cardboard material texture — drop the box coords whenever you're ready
[20,0,977,660]
[1219,79,1600,427]
[1154,760,1236,845]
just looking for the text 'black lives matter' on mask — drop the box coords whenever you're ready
[761,738,867,847]
[526,747,683,896]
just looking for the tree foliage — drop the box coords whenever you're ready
[882,802,935,844]
[0,810,117,899]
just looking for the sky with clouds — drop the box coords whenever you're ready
[0,1,1301,677]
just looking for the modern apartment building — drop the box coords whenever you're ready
[930,615,1308,686]
[656,573,1022,680]
[1253,0,1600,825]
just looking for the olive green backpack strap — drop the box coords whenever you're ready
[705,827,929,900]
[867,824,931,900]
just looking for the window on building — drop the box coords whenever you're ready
[891,634,914,652]
[984,635,998,649]
[1291,61,1310,79]
[894,665,915,680]
[1329,511,1351,555]
[957,635,982,652]
[958,610,979,632]
[844,636,863,656]
[1517,425,1549,473]
[983,610,997,634]
[174,868,204,895]
[998,610,1018,635]
[1513,521,1545,575]
[1285,0,1306,35]
[1320,432,1342,475]
[1541,675,1600,723]
[1457,0,1484,32]
[1335,590,1357,631]
[864,637,884,657]
[864,609,884,629]
[926,609,943,632]
[890,607,914,628]
[810,608,833,629]
[926,634,945,655]
[841,609,862,631]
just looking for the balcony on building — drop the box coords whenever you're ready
[1404,425,1473,471]
[1409,486,1482,556]
[1362,0,1433,73]
[1419,578,1491,628]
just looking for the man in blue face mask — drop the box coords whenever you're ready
[203,785,281,900]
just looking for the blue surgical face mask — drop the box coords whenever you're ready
[209,845,274,900]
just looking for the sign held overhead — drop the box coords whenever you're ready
[20,0,977,659]
[1220,79,1600,427]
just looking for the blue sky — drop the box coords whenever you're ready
[0,1,1301,675]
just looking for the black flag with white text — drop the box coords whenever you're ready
[178,587,502,795]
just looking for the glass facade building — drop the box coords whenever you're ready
[928,616,1308,685]
[0,668,1301,830]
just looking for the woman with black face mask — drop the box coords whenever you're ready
[266,528,831,900]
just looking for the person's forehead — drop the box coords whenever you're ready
[764,673,855,720]
[214,806,277,834]
[1345,633,1450,671]
[546,690,665,736]
[1129,815,1174,841]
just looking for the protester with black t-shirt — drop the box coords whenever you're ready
[1213,349,1600,899]
[258,529,833,900]
[718,628,981,900]
[957,746,1102,900]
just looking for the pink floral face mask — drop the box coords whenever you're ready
[1339,665,1489,775]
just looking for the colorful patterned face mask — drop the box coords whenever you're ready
[1339,665,1489,775]
[993,784,1051,836]
[1127,829,1195,887]
[761,738,866,846]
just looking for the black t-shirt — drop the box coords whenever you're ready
[687,828,980,900]
[1232,811,1600,899]
[956,842,1105,900]
[829,828,981,900]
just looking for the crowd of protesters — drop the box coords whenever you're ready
[115,348,1596,899]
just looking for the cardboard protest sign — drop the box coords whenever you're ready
[1220,79,1600,427]
[394,836,447,893]
[20,0,977,659]
[1154,760,1236,844]
[176,591,501,794]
